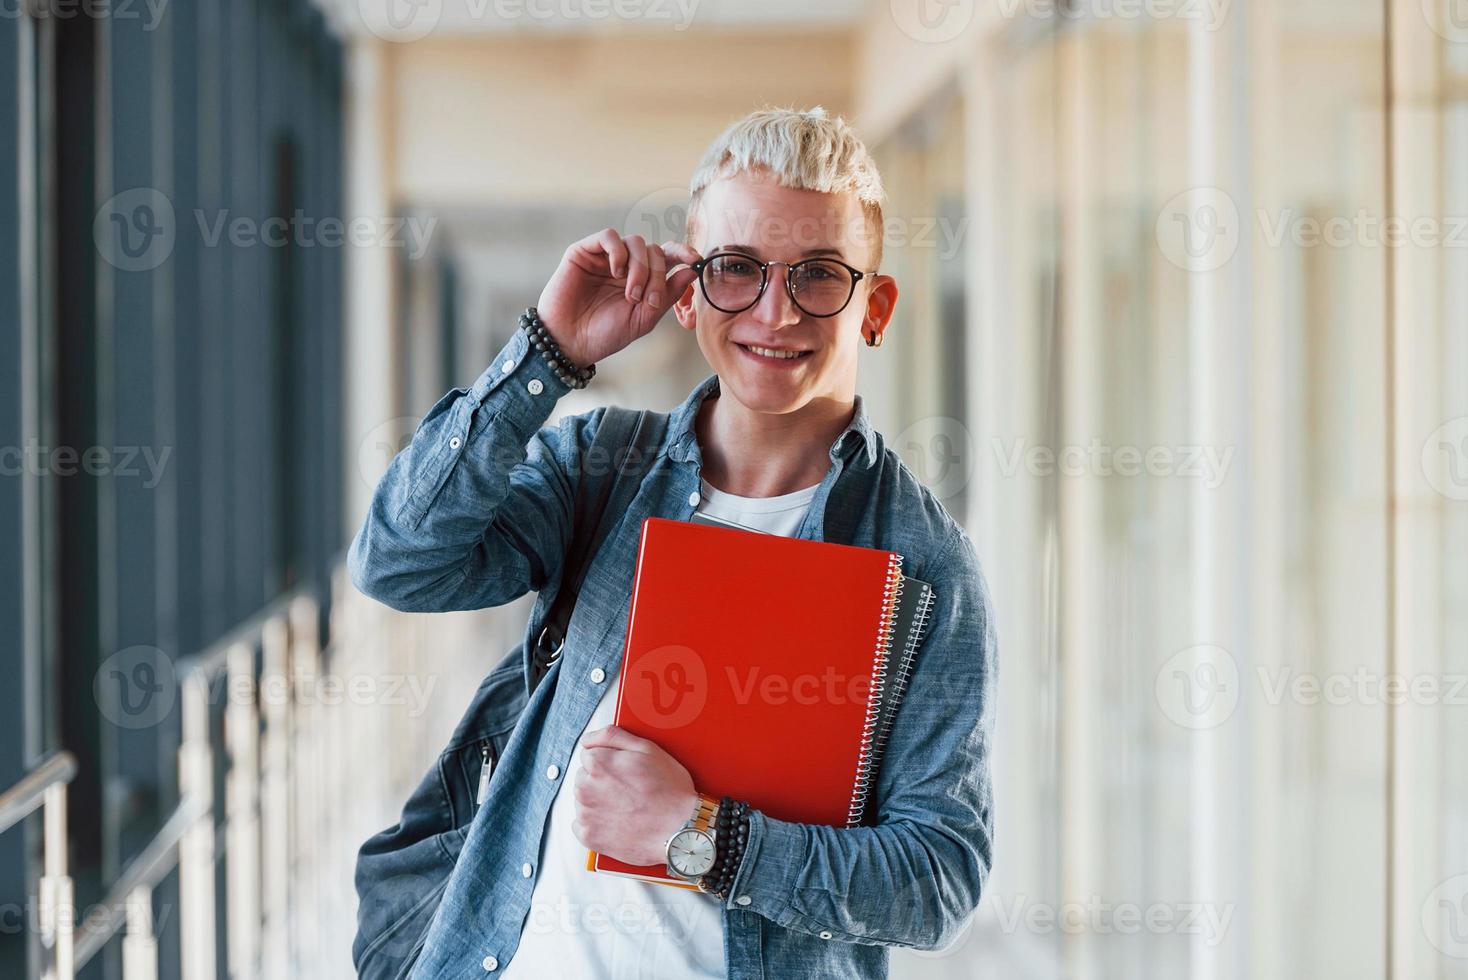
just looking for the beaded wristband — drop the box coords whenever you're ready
[700,796,750,899]
[519,307,596,389]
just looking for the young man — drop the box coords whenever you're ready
[349,106,997,979]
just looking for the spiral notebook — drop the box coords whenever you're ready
[586,516,937,888]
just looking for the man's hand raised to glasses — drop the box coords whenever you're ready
[535,230,703,370]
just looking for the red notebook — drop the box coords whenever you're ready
[585,516,916,887]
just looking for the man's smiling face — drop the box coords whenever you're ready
[674,168,896,416]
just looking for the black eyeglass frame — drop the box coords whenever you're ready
[689,251,879,318]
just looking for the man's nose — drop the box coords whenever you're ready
[750,264,802,328]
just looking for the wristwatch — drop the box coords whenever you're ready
[664,793,720,884]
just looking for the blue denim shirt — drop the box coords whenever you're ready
[348,326,998,979]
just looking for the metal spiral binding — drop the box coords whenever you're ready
[846,552,904,827]
[865,582,936,802]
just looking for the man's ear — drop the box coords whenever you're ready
[673,278,699,332]
[862,275,899,344]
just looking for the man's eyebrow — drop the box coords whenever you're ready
[714,244,849,260]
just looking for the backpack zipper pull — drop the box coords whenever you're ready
[476,741,493,807]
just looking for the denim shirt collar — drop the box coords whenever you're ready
[664,373,879,469]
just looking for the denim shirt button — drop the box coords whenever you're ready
[482,955,499,970]
[688,490,701,507]
[501,360,514,374]
[527,378,544,395]
[735,895,751,906]
[449,436,461,450]
[521,862,533,877]
[590,668,606,683]
[545,764,560,780]
[819,931,833,940]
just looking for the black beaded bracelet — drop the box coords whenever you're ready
[701,797,750,899]
[519,307,596,390]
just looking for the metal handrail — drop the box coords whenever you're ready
[0,751,77,834]
[72,794,209,968]
[175,589,302,684]
[0,750,78,980]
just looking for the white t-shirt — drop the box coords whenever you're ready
[501,476,821,979]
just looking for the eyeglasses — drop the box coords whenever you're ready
[690,252,877,318]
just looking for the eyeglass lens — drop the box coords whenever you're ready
[701,254,854,317]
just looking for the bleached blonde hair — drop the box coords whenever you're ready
[686,106,886,269]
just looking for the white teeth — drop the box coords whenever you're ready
[746,345,804,360]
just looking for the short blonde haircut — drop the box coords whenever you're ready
[686,106,886,269]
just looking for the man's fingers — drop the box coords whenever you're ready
[582,724,652,752]
[645,245,668,308]
[623,234,650,304]
[660,240,702,268]
[581,227,628,279]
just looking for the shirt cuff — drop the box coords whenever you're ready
[719,807,802,919]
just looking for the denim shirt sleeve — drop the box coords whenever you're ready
[347,328,592,612]
[720,523,998,951]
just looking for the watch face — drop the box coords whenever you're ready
[667,829,716,877]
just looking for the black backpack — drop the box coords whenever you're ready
[351,406,669,980]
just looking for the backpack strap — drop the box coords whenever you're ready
[529,406,668,693]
